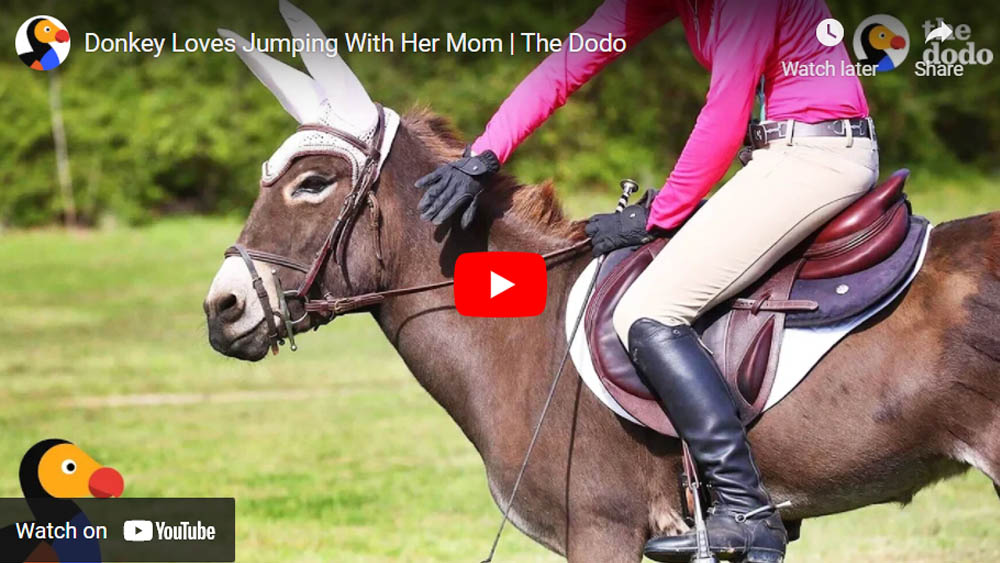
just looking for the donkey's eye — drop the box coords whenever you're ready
[293,175,334,196]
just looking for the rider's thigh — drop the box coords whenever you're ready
[612,138,878,347]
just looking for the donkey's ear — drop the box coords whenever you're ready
[278,0,377,132]
[218,28,322,124]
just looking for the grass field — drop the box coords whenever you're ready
[1,182,999,562]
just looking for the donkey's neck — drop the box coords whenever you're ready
[376,226,585,459]
[370,136,587,462]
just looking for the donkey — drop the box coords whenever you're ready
[205,2,1000,560]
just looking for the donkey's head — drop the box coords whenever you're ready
[204,1,402,361]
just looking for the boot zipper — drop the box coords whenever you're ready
[696,334,714,356]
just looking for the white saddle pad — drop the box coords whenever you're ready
[565,226,933,427]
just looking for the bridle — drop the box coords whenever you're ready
[224,104,589,355]
[224,104,391,354]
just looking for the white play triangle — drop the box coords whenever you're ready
[490,272,515,299]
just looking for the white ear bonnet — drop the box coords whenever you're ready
[219,0,399,187]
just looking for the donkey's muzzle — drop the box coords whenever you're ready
[205,313,271,361]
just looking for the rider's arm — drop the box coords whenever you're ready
[470,0,673,163]
[646,1,780,231]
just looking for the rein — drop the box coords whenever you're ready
[225,106,590,354]
[300,240,589,315]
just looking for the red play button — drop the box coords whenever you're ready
[454,252,547,317]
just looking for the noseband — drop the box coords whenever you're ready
[224,105,589,355]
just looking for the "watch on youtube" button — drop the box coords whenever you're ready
[0,497,234,562]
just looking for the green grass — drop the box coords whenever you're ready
[1,184,999,562]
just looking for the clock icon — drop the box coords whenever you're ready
[816,18,845,47]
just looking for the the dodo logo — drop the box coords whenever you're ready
[853,14,909,72]
[15,15,71,71]
[1,439,124,562]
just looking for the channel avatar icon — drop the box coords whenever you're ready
[0,439,124,561]
[853,15,908,72]
[15,15,71,71]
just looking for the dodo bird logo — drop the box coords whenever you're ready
[15,15,71,71]
[853,14,910,72]
[0,439,124,562]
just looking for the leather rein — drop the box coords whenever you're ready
[225,105,590,355]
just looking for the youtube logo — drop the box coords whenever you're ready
[123,519,153,542]
[454,252,547,317]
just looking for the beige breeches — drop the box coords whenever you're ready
[613,135,879,348]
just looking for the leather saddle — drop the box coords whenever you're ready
[586,169,929,437]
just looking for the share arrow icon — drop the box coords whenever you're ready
[925,21,954,43]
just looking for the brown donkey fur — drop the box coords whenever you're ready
[211,110,1000,561]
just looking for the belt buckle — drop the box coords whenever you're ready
[750,121,783,149]
[748,123,766,149]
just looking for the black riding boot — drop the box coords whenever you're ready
[628,320,787,563]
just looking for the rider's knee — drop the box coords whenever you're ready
[614,291,694,347]
[612,291,643,348]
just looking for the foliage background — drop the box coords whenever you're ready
[1,0,998,227]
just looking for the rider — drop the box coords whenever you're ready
[416,1,878,560]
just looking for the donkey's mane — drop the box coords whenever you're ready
[404,108,585,242]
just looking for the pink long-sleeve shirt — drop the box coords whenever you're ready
[470,0,869,230]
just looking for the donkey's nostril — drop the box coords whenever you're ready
[218,293,238,311]
[215,292,243,322]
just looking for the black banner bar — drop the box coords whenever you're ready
[0,498,234,562]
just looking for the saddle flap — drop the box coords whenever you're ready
[584,252,658,400]
[707,258,798,419]
[585,239,676,435]
[585,239,790,436]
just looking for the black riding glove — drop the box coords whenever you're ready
[585,203,655,257]
[415,148,500,229]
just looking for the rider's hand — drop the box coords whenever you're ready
[585,203,654,257]
[415,148,500,229]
